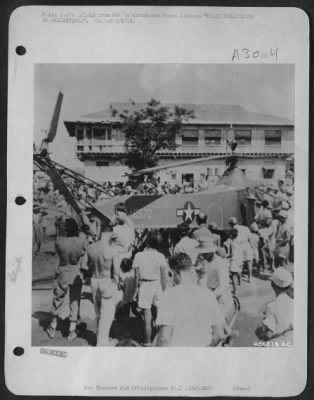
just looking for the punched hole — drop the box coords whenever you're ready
[15,196,26,205]
[13,347,24,356]
[16,46,26,56]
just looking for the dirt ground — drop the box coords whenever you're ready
[32,213,293,347]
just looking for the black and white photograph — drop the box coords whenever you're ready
[32,63,295,348]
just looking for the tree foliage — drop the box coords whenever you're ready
[111,99,194,170]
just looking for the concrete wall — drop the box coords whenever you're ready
[157,158,286,187]
[75,123,294,158]
[82,157,286,186]
[83,160,130,183]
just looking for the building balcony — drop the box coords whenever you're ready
[76,144,125,154]
[76,141,294,157]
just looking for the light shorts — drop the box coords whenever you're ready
[138,280,162,309]
[241,242,253,261]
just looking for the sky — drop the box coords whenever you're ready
[34,63,294,168]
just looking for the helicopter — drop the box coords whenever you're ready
[33,92,288,230]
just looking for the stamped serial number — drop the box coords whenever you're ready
[253,340,292,347]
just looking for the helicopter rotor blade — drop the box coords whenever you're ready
[125,153,292,177]
[46,91,64,144]
[125,155,229,177]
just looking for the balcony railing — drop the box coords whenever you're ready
[76,142,294,155]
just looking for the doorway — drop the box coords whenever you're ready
[182,173,194,187]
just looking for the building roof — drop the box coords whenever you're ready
[64,102,294,137]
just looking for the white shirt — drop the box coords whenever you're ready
[263,293,293,337]
[234,224,253,261]
[112,224,135,254]
[132,249,168,281]
[234,224,250,244]
[255,208,272,223]
[156,283,224,347]
[198,255,230,297]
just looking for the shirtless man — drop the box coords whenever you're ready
[87,224,121,346]
[47,218,86,341]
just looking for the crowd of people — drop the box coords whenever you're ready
[32,177,294,347]
[34,172,227,207]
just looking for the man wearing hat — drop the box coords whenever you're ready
[274,210,291,267]
[173,221,198,265]
[228,216,254,283]
[255,200,272,228]
[195,238,234,321]
[256,267,293,344]
[192,212,214,242]
[155,253,225,347]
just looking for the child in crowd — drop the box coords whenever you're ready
[117,258,136,319]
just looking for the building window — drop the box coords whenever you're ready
[262,168,275,179]
[265,129,281,145]
[182,130,199,145]
[86,127,92,140]
[77,146,83,151]
[93,127,111,141]
[235,129,252,145]
[207,167,213,176]
[205,129,221,145]
[206,167,220,177]
[76,128,84,141]
[96,161,109,167]
[182,173,194,186]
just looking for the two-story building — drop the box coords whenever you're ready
[64,103,294,186]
